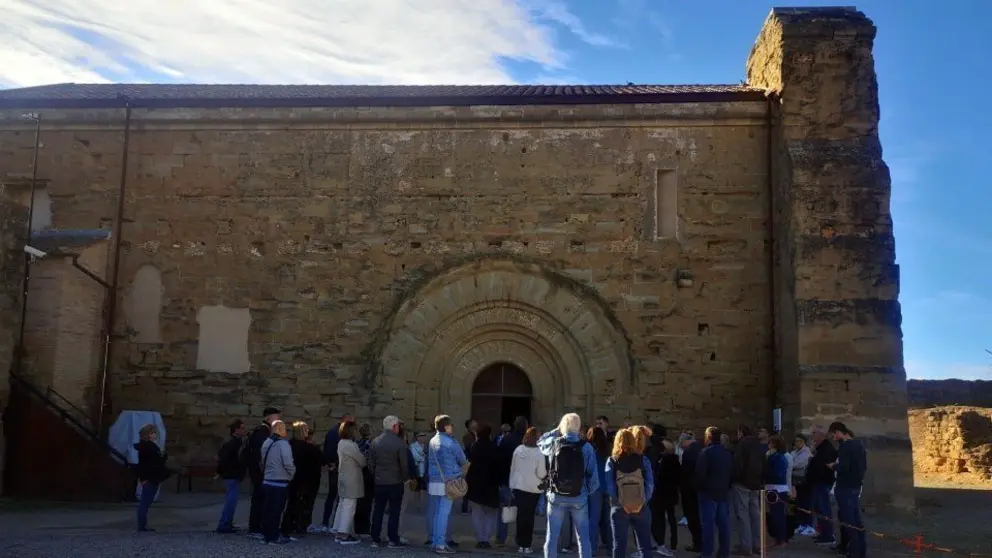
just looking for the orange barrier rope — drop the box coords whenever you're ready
[761,491,992,557]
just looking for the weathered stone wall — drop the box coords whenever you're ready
[21,243,108,413]
[908,379,992,409]
[908,406,992,485]
[0,101,774,456]
[747,7,911,508]
[0,183,27,496]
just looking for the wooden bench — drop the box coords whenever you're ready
[176,460,217,493]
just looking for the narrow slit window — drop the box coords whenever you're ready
[655,169,678,239]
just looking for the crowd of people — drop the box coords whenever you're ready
[130,408,868,558]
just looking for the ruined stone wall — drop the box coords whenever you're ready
[0,101,774,457]
[908,379,992,409]
[908,406,992,485]
[747,7,911,508]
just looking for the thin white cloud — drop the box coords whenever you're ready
[529,0,622,48]
[0,0,606,87]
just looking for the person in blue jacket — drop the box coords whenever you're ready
[604,428,655,558]
[764,435,791,547]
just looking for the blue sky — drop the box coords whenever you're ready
[2,0,989,380]
[505,0,991,380]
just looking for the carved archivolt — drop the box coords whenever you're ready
[377,259,630,430]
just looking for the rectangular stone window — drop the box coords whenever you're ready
[649,169,678,240]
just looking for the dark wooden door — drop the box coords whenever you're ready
[470,363,533,430]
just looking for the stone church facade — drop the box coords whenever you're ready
[0,7,912,506]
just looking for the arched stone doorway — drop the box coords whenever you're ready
[375,259,633,434]
[471,363,533,430]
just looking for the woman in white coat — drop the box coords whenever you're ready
[509,427,547,554]
[332,421,366,544]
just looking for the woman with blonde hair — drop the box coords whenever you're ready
[134,424,170,532]
[537,413,599,558]
[281,421,325,538]
[260,419,296,545]
[605,428,654,558]
[333,421,366,545]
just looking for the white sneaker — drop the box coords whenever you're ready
[678,517,688,526]
[631,551,643,558]
[803,526,818,536]
[659,545,675,557]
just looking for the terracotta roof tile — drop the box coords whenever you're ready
[0,83,766,108]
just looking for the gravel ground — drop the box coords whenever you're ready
[2,530,436,558]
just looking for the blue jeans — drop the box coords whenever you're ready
[496,485,511,543]
[537,492,547,516]
[588,490,602,547]
[610,506,653,558]
[137,481,158,529]
[429,494,454,547]
[835,486,866,558]
[698,495,730,558]
[545,496,592,558]
[262,484,289,543]
[769,491,789,543]
[812,484,834,541]
[217,479,241,531]
[371,483,404,544]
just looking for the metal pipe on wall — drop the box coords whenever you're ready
[96,98,132,434]
[765,94,780,418]
[12,113,43,378]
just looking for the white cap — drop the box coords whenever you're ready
[383,415,401,430]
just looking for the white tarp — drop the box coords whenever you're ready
[108,410,167,501]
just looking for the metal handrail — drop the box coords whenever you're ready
[45,385,91,425]
[9,371,131,466]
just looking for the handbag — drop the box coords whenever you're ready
[432,443,468,500]
[501,505,518,523]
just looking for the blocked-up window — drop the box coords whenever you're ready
[654,169,678,239]
[195,305,252,374]
[11,185,52,231]
[124,265,163,343]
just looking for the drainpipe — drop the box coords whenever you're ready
[71,254,112,290]
[12,113,43,378]
[97,98,132,434]
[765,94,780,414]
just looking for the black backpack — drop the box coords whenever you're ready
[549,438,587,497]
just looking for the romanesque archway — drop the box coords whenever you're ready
[375,259,632,433]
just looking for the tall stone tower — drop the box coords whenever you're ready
[747,7,913,508]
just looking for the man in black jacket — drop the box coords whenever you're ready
[244,406,281,539]
[495,415,528,546]
[808,425,838,545]
[216,419,247,533]
[694,426,733,558]
[828,422,867,558]
[731,425,765,556]
[320,412,353,530]
[679,432,703,553]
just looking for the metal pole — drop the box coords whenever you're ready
[760,489,767,558]
[12,113,42,377]
[97,99,132,434]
